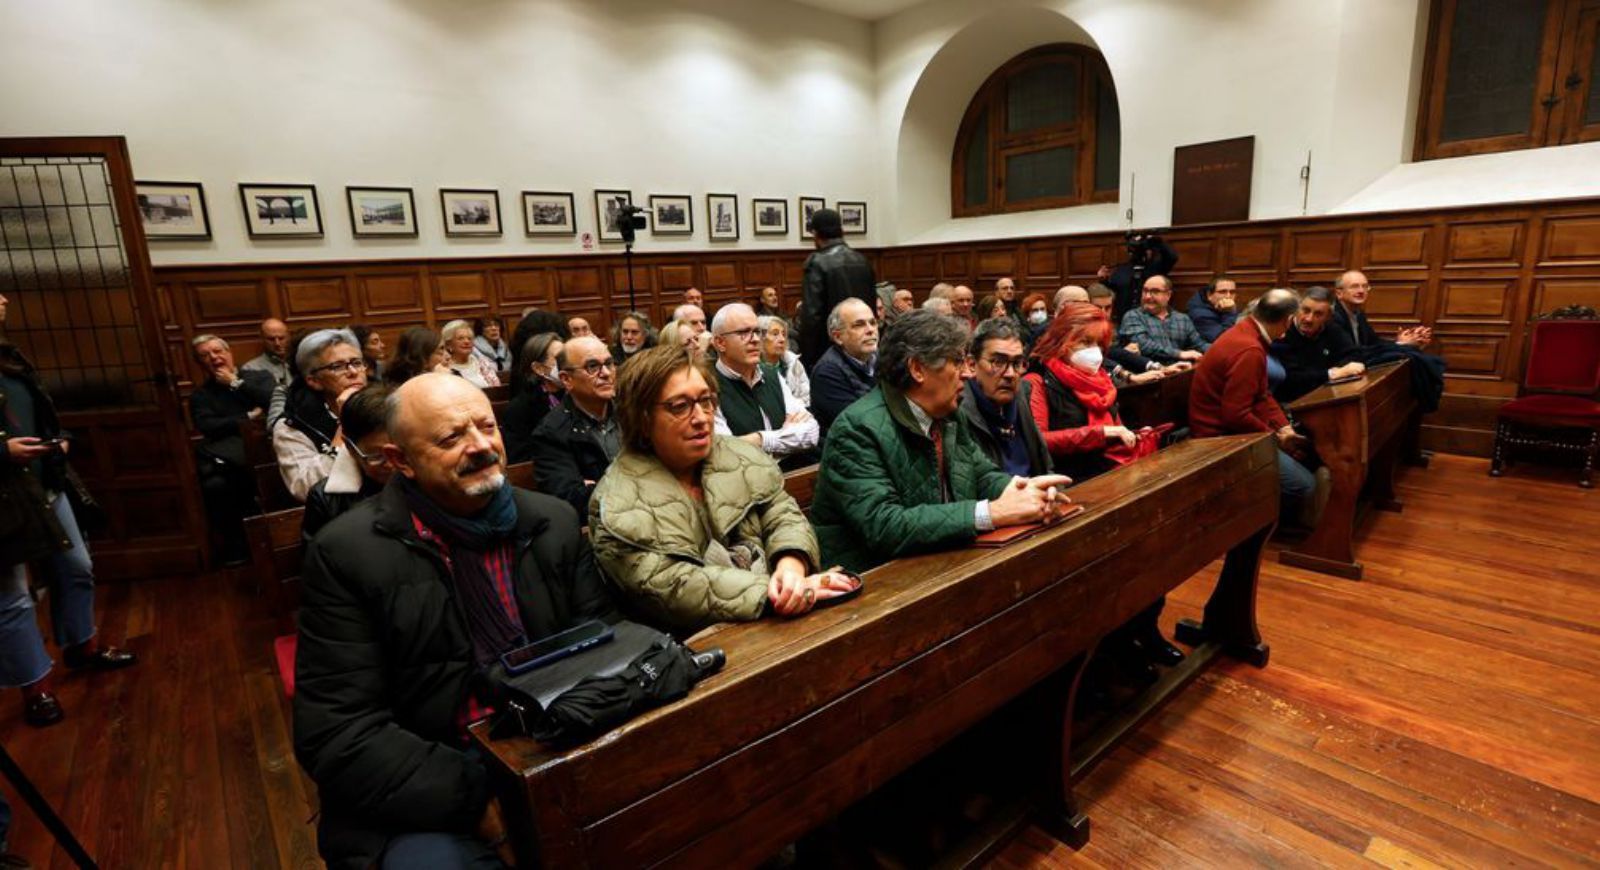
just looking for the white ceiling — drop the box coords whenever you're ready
[785,0,931,21]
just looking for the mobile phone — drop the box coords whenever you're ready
[500,620,614,674]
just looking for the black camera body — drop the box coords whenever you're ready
[1124,227,1168,262]
[616,203,648,244]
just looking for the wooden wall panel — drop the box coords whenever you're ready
[358,273,423,315]
[1539,217,1600,263]
[1365,226,1430,266]
[1223,235,1277,270]
[1438,280,1514,321]
[1289,231,1350,271]
[703,262,739,291]
[1364,282,1424,320]
[976,249,1016,278]
[1024,245,1060,280]
[190,281,267,326]
[940,252,969,280]
[657,265,696,294]
[1446,222,1523,266]
[1532,278,1600,312]
[432,271,490,310]
[280,277,349,321]
[499,270,553,307]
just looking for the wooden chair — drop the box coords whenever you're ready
[1491,306,1600,488]
[240,416,295,511]
[244,506,307,622]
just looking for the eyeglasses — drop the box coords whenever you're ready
[562,358,617,376]
[660,395,718,419]
[313,359,368,376]
[981,355,1028,374]
[716,327,760,342]
[345,440,388,468]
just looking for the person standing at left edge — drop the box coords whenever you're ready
[0,292,137,728]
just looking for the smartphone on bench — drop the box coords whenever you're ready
[500,620,614,674]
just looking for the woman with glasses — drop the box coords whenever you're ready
[440,319,500,388]
[757,314,811,407]
[272,328,370,502]
[589,346,855,634]
[302,384,393,541]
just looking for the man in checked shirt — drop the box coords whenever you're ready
[1116,274,1210,366]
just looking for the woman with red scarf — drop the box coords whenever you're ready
[1023,302,1183,674]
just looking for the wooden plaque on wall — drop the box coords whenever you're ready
[1172,135,1255,226]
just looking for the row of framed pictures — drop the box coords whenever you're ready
[135,182,868,242]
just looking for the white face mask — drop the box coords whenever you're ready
[1028,310,1049,325]
[1069,346,1103,372]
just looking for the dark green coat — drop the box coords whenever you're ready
[811,382,1012,573]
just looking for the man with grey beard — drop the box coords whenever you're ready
[294,372,616,870]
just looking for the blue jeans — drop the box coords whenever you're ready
[380,832,504,870]
[1278,448,1315,500]
[0,493,97,688]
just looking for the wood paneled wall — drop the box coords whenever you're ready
[154,197,1600,456]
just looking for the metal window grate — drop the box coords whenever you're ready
[0,156,153,409]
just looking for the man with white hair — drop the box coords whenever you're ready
[809,298,880,433]
[294,372,616,870]
[922,297,954,316]
[672,303,708,341]
[190,333,277,561]
[710,303,819,464]
[272,327,369,501]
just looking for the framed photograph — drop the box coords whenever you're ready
[706,193,739,241]
[136,181,211,240]
[752,198,788,236]
[594,189,634,242]
[649,194,693,236]
[440,188,502,236]
[799,196,825,237]
[238,183,323,239]
[838,200,867,235]
[346,186,418,237]
[522,191,576,235]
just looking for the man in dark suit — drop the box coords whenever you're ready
[798,208,875,369]
[189,334,277,563]
[1271,286,1366,403]
[1333,269,1447,411]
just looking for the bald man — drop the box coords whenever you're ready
[294,372,616,870]
[1053,285,1088,314]
[530,335,621,519]
[242,317,292,387]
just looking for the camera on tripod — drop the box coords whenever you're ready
[615,203,648,244]
[1124,227,1168,262]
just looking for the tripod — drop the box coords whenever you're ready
[0,741,96,868]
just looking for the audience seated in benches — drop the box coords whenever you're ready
[441,319,501,389]
[1270,286,1366,404]
[240,317,292,389]
[273,328,370,503]
[1333,270,1448,412]
[609,310,656,367]
[757,313,810,408]
[382,325,450,388]
[1025,302,1151,482]
[471,315,511,379]
[1187,275,1240,344]
[959,318,1051,477]
[1116,274,1209,366]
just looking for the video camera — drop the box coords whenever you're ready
[1124,227,1169,262]
[615,203,648,244]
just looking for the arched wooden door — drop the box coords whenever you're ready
[0,137,206,578]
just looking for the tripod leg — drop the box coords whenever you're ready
[0,743,97,870]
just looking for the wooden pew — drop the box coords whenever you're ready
[1280,359,1418,580]
[243,506,306,627]
[483,383,511,404]
[505,460,535,491]
[1116,366,1192,433]
[474,433,1279,866]
[240,416,296,512]
[782,463,818,512]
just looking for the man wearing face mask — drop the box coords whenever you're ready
[959,319,1050,476]
[501,332,566,464]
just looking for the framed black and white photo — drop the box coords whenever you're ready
[837,200,867,235]
[649,194,693,236]
[706,193,739,241]
[239,183,322,239]
[752,198,788,236]
[594,189,634,242]
[440,189,502,236]
[799,196,825,237]
[136,181,211,240]
[521,191,576,235]
[346,186,418,237]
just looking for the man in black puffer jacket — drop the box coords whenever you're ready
[798,208,876,369]
[294,373,618,869]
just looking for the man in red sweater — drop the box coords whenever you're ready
[1190,288,1320,516]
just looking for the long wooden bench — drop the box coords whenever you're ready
[1281,359,1419,580]
[1116,366,1193,433]
[782,463,818,512]
[474,433,1279,866]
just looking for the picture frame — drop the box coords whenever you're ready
[799,196,825,237]
[752,197,788,236]
[837,200,867,235]
[706,193,739,241]
[238,183,323,239]
[594,189,634,242]
[346,186,418,238]
[440,188,502,236]
[135,181,211,240]
[521,191,576,235]
[649,194,693,236]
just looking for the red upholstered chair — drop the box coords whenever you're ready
[1491,306,1600,488]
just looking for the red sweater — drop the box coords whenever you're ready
[1188,318,1289,437]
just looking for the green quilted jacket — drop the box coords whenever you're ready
[811,382,1013,573]
[589,435,820,634]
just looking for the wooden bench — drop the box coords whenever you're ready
[240,416,295,512]
[1280,359,1419,580]
[781,463,818,512]
[474,433,1279,866]
[243,506,306,627]
[1117,366,1192,434]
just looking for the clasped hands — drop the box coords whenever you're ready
[990,474,1074,528]
[767,555,858,617]
[1396,325,1432,348]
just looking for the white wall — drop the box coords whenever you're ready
[0,0,881,265]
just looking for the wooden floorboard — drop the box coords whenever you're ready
[0,454,1594,867]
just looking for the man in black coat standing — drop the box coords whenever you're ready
[798,208,876,369]
[294,373,617,870]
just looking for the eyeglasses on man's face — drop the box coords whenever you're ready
[659,395,718,419]
[314,358,368,376]
[346,440,389,468]
[717,326,760,343]
[563,358,617,377]
[980,354,1027,374]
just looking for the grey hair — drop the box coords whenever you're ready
[879,308,970,391]
[929,283,954,300]
[921,297,953,315]
[295,328,359,374]
[709,302,754,334]
[756,314,788,335]
[970,317,1023,358]
[1254,288,1301,325]
[440,319,473,342]
[1334,270,1362,288]
[672,303,704,323]
[827,297,872,335]
[190,333,228,355]
[1303,285,1334,304]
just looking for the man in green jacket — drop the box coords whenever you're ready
[811,309,1074,573]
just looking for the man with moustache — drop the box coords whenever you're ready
[1271,286,1365,403]
[959,318,1050,476]
[810,309,1073,573]
[530,335,622,521]
[294,373,616,870]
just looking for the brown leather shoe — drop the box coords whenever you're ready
[24,691,64,728]
[63,645,137,672]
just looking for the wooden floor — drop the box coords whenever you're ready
[1,454,1596,868]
